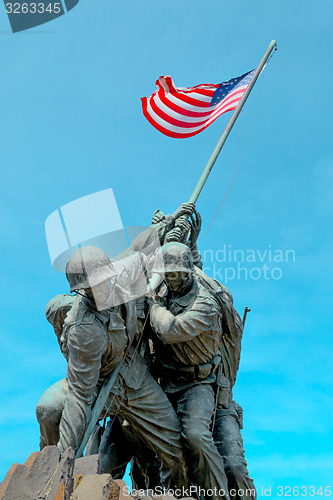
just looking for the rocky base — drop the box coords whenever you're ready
[0,446,123,500]
[0,447,194,500]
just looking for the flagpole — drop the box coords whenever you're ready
[189,39,277,204]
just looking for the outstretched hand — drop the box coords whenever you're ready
[173,202,195,220]
[175,215,191,234]
[164,226,185,244]
[188,210,202,247]
[151,209,165,225]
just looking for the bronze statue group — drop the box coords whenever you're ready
[36,203,257,500]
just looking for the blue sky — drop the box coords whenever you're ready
[0,0,332,495]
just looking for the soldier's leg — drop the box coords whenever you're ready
[99,418,161,490]
[131,450,161,490]
[174,384,230,500]
[213,404,256,499]
[98,417,134,478]
[35,378,67,448]
[112,372,188,491]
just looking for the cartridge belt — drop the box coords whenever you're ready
[155,355,221,381]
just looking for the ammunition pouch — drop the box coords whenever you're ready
[234,401,244,429]
[216,363,231,409]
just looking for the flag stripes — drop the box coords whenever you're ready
[141,70,254,138]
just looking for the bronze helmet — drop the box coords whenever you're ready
[65,246,116,293]
[156,242,194,274]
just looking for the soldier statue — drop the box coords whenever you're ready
[149,242,230,499]
[36,245,188,491]
[36,202,256,500]
[148,240,256,499]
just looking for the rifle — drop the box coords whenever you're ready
[76,302,149,458]
[76,362,124,458]
[242,306,251,326]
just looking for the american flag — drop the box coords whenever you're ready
[141,70,254,139]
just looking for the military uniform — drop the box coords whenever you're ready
[213,403,256,500]
[194,268,257,500]
[149,249,230,500]
[36,249,188,491]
